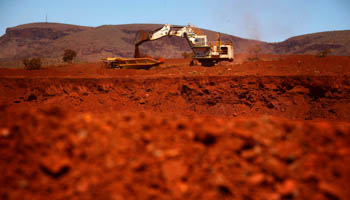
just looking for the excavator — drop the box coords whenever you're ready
[135,24,234,66]
[102,24,234,69]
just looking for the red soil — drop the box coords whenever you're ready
[1,54,350,199]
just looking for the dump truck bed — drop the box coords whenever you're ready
[102,57,162,69]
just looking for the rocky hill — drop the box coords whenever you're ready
[270,30,350,55]
[0,22,349,61]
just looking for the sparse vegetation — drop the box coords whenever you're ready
[63,49,77,63]
[316,49,330,58]
[23,58,42,70]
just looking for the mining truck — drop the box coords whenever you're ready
[135,24,234,66]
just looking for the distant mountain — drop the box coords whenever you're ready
[270,30,350,55]
[0,22,349,61]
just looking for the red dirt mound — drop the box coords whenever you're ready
[1,106,350,200]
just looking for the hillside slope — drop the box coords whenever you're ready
[0,22,349,61]
[272,30,350,55]
[0,23,91,60]
[0,23,261,61]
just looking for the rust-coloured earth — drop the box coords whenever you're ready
[1,54,350,200]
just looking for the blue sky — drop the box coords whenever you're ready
[0,0,349,42]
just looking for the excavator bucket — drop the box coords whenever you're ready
[134,30,151,58]
[134,45,141,58]
[135,30,150,45]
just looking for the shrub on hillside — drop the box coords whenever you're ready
[62,49,77,63]
[23,58,42,70]
[316,49,330,58]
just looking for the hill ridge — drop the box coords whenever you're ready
[0,22,349,61]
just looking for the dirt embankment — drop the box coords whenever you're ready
[1,75,350,120]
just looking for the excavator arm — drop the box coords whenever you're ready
[135,24,195,44]
[149,24,171,40]
[135,24,171,46]
[134,24,200,58]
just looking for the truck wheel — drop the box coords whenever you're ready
[190,60,194,66]
[200,61,214,67]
